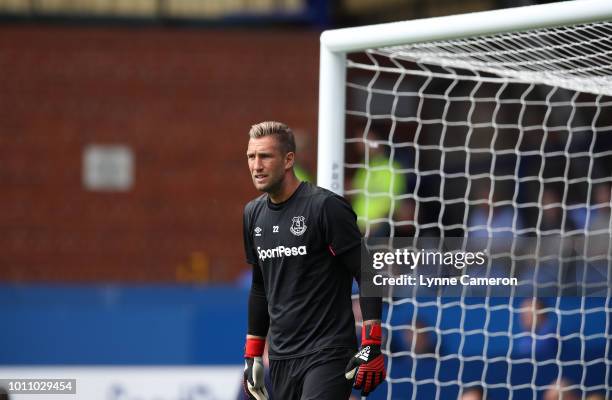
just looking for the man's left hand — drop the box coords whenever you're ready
[345,322,386,396]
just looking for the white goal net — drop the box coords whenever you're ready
[320,5,612,400]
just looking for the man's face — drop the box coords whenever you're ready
[246,136,292,193]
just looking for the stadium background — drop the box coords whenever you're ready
[1,1,608,400]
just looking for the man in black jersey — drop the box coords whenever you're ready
[242,121,385,400]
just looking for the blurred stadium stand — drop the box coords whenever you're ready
[0,0,561,26]
[374,297,611,400]
[0,0,330,26]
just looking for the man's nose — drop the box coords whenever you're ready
[253,157,263,170]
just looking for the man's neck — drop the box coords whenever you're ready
[268,175,301,204]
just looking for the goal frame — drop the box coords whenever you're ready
[317,0,612,194]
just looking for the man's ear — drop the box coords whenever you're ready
[285,152,295,170]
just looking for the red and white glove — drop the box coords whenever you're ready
[345,322,386,396]
[243,337,269,400]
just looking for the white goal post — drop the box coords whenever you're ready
[318,0,612,192]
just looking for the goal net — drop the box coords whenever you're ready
[318,1,612,399]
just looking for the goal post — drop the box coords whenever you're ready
[317,1,612,398]
[317,0,612,193]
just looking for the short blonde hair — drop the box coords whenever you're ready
[249,121,296,154]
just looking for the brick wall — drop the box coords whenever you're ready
[0,25,319,282]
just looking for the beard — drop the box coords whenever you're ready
[254,172,284,194]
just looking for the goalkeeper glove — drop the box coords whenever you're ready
[243,337,269,400]
[345,322,386,396]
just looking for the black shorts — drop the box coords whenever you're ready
[269,347,354,400]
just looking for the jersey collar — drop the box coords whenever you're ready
[267,181,306,211]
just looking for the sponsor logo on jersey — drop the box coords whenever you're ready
[273,225,279,233]
[254,227,262,237]
[257,245,307,261]
[290,216,307,236]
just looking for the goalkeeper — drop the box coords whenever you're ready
[242,121,385,399]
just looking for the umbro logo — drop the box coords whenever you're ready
[357,346,371,361]
[254,227,262,237]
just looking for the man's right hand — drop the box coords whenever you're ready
[243,337,269,400]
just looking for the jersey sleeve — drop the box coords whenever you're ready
[248,262,269,337]
[243,204,258,265]
[321,195,362,256]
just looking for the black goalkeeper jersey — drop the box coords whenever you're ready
[243,182,361,360]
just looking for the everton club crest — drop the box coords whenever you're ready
[290,216,307,236]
